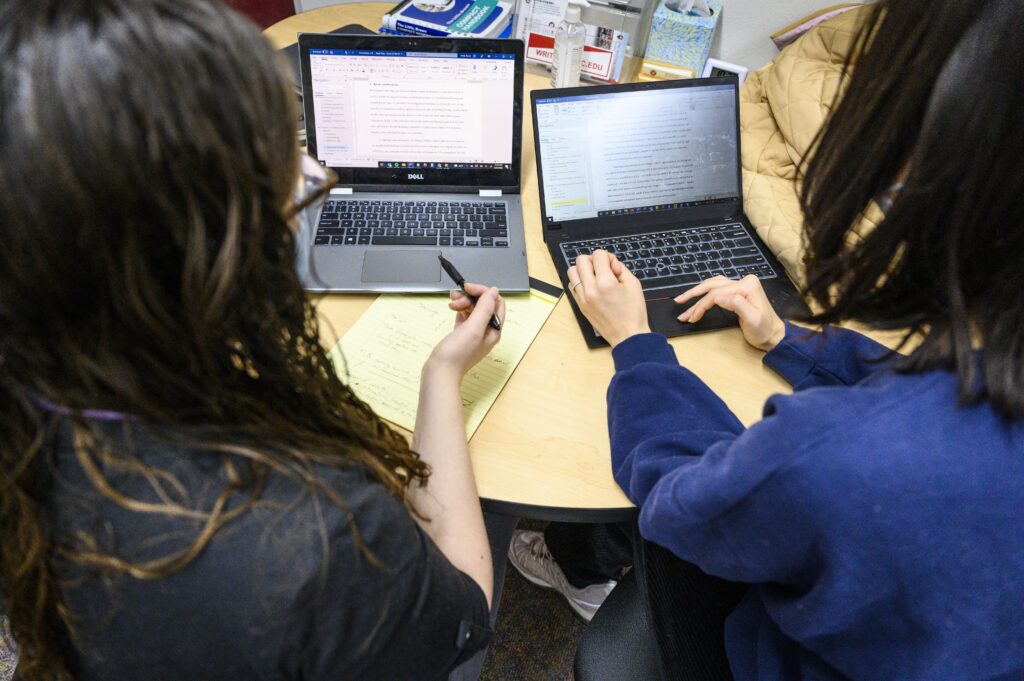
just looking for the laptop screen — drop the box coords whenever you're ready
[307,49,515,170]
[534,83,739,223]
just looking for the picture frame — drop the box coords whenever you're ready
[701,57,748,84]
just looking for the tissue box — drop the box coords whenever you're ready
[640,0,722,80]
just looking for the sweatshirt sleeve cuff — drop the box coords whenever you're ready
[611,333,678,372]
[762,321,818,385]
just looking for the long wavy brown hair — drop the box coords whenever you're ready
[0,1,428,679]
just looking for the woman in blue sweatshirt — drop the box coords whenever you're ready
[565,0,1024,679]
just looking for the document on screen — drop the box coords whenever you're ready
[535,86,739,222]
[353,79,482,161]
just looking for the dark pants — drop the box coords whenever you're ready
[545,521,633,588]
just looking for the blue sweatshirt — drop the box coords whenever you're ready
[608,323,1024,681]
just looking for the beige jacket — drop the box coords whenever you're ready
[740,6,878,283]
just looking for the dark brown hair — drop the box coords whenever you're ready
[799,0,1024,417]
[0,1,427,679]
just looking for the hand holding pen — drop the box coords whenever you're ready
[439,255,503,330]
[426,258,505,378]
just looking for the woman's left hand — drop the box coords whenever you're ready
[567,250,650,347]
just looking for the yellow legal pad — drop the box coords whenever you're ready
[329,280,562,438]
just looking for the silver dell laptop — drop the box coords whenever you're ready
[296,33,529,292]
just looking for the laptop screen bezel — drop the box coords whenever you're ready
[299,33,524,192]
[530,77,744,235]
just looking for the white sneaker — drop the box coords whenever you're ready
[508,529,616,622]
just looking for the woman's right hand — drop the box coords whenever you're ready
[675,275,786,352]
[424,283,504,378]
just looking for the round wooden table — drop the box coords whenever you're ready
[265,5,794,521]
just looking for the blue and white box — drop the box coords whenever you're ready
[382,0,514,37]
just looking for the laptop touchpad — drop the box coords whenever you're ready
[361,251,442,283]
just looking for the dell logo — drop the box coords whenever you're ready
[408,173,425,180]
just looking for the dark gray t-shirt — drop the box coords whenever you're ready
[42,421,490,681]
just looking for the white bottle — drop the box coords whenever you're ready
[550,0,589,88]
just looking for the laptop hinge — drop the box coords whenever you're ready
[330,187,354,195]
[479,189,502,197]
[544,223,562,242]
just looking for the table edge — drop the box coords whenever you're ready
[481,497,638,523]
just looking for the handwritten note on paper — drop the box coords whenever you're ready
[329,283,561,438]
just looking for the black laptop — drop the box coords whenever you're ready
[531,77,807,348]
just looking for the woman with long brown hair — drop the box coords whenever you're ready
[0,1,503,679]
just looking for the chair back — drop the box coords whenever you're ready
[574,527,748,681]
[574,569,662,681]
[633,536,747,680]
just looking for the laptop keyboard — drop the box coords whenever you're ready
[560,223,777,292]
[313,199,510,248]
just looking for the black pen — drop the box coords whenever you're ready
[438,255,502,331]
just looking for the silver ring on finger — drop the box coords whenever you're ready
[571,280,583,293]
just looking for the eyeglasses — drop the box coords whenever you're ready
[287,153,339,218]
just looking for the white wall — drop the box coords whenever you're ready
[710,0,856,71]
[293,0,855,71]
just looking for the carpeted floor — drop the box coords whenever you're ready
[480,557,584,681]
[0,523,586,681]
[0,618,14,681]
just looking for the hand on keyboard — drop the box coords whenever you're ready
[675,275,785,352]
[567,250,650,348]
